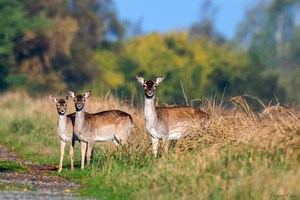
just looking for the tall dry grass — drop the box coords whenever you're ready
[0,91,299,199]
[178,96,300,153]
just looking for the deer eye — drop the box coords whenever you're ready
[143,85,147,89]
[83,99,85,102]
[153,85,157,89]
[74,99,77,102]
[64,104,67,107]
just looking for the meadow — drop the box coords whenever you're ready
[0,92,299,199]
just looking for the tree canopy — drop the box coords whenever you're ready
[0,0,299,104]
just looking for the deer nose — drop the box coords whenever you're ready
[59,108,66,114]
[147,91,153,96]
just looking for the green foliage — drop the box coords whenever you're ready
[0,0,45,53]
[0,161,28,172]
[0,0,48,90]
[0,0,298,104]
[236,0,300,102]
[92,32,275,104]
[0,0,124,93]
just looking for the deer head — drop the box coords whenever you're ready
[136,76,164,99]
[68,91,91,112]
[49,95,69,116]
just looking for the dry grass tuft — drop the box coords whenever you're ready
[176,96,300,155]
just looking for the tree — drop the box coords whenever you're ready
[1,0,125,93]
[92,32,272,104]
[236,0,300,102]
[189,0,225,45]
[0,0,47,90]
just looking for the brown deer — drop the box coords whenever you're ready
[136,76,209,156]
[68,91,132,167]
[49,95,84,172]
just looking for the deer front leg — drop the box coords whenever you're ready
[86,140,95,166]
[70,138,75,171]
[80,141,87,169]
[58,140,66,173]
[151,137,159,157]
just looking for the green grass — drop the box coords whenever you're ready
[0,183,35,192]
[1,115,59,164]
[0,160,28,172]
[54,145,299,200]
[0,93,299,199]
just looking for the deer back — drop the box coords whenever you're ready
[77,110,132,141]
[155,106,208,133]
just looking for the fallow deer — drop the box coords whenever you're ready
[68,91,132,167]
[49,95,81,172]
[136,76,209,156]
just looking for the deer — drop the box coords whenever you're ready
[136,76,209,157]
[49,95,85,172]
[68,91,132,167]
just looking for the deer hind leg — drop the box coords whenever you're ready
[59,140,66,173]
[80,141,87,169]
[114,125,130,147]
[86,140,95,166]
[162,138,169,154]
[70,138,75,171]
[113,135,125,152]
[113,138,120,146]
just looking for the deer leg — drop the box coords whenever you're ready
[86,140,95,166]
[120,134,128,147]
[162,138,169,154]
[80,141,87,169]
[114,126,129,147]
[70,138,75,171]
[58,140,66,173]
[113,137,120,146]
[151,137,159,157]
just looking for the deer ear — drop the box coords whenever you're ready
[49,95,57,103]
[69,91,75,98]
[156,76,164,85]
[84,91,91,99]
[136,76,144,85]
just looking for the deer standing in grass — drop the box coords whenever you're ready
[136,76,209,156]
[69,91,132,167]
[49,95,80,173]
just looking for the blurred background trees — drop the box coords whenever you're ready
[236,0,300,103]
[0,0,299,104]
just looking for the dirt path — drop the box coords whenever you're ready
[0,144,85,199]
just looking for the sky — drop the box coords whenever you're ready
[114,0,253,39]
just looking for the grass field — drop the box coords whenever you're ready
[0,92,299,199]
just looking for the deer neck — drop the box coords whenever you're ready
[144,97,158,125]
[57,114,67,133]
[75,110,85,132]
